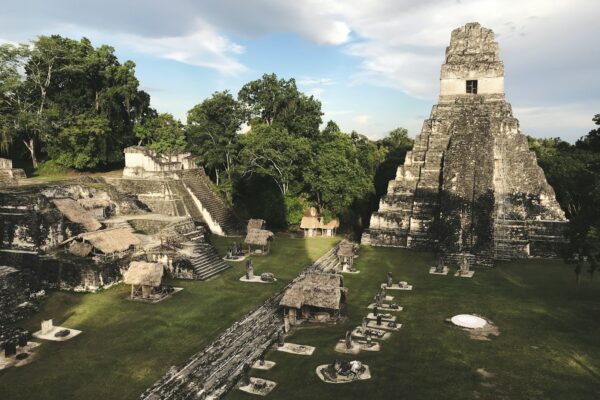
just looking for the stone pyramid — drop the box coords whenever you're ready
[363,23,568,267]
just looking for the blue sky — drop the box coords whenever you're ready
[1,0,599,141]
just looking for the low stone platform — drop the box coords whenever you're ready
[384,295,394,301]
[33,326,82,342]
[276,342,315,356]
[334,340,380,354]
[223,255,249,262]
[351,327,391,340]
[316,364,371,384]
[381,282,413,290]
[251,360,276,370]
[367,303,403,312]
[239,276,277,284]
[129,287,184,303]
[455,270,475,278]
[366,320,401,331]
[366,313,396,322]
[238,377,277,396]
[0,342,40,371]
[429,266,449,275]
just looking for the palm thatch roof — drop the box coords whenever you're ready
[53,198,102,231]
[245,229,274,246]
[247,219,266,231]
[78,198,111,210]
[80,228,141,254]
[123,261,163,287]
[69,241,93,257]
[280,273,345,310]
[337,241,354,258]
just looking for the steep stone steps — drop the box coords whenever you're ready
[186,242,230,280]
[177,169,242,236]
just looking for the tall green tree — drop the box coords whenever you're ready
[238,73,322,138]
[239,124,310,196]
[134,113,186,154]
[304,130,373,218]
[0,35,151,169]
[187,91,243,186]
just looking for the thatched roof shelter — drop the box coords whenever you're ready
[69,241,94,257]
[337,241,354,258]
[280,273,345,310]
[80,228,141,254]
[300,208,340,231]
[123,261,163,287]
[247,219,266,231]
[53,198,102,231]
[245,229,274,246]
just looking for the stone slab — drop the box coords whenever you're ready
[0,342,40,371]
[334,340,380,354]
[429,266,450,275]
[381,283,413,290]
[223,255,249,262]
[351,327,392,341]
[341,269,360,274]
[275,342,315,356]
[454,270,475,278]
[367,303,403,312]
[239,276,277,284]
[251,360,276,370]
[384,295,394,301]
[238,377,277,396]
[315,364,371,384]
[33,326,82,341]
[366,313,396,322]
[367,320,401,331]
[129,287,184,303]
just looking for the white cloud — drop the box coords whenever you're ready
[354,114,369,125]
[119,21,247,75]
[297,77,336,86]
[514,103,597,142]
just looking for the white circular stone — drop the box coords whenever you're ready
[451,314,487,329]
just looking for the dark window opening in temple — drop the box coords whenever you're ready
[466,80,478,94]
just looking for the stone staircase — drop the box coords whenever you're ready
[176,169,241,236]
[185,241,231,280]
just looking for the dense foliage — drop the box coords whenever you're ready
[528,114,600,276]
[0,36,153,169]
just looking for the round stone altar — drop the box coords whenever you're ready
[450,314,487,329]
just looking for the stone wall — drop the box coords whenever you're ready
[141,245,341,400]
[0,266,36,345]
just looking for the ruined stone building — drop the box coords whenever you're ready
[363,23,568,266]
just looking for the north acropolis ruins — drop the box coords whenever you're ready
[363,23,568,266]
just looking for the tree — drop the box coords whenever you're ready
[134,113,186,154]
[575,114,600,152]
[304,131,373,217]
[238,73,322,138]
[47,113,111,169]
[187,91,243,186]
[239,124,310,196]
[0,35,151,169]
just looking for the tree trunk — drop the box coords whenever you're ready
[23,138,38,169]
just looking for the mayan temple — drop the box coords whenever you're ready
[363,22,568,266]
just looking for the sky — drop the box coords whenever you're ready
[1,0,599,142]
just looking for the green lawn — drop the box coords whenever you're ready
[226,246,600,400]
[0,235,339,400]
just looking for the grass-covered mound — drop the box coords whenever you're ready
[0,235,339,400]
[227,246,600,400]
